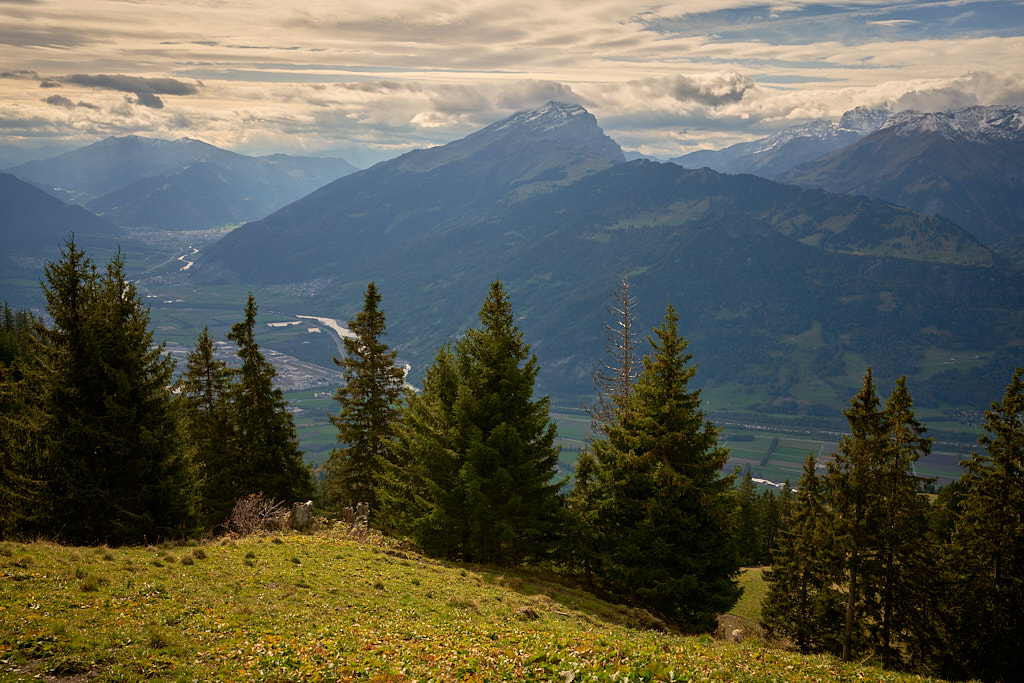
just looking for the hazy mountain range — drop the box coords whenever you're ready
[671,106,893,179]
[674,104,1024,249]
[6,136,357,230]
[196,102,1023,408]
[2,101,1022,415]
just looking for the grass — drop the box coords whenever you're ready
[1,533,944,682]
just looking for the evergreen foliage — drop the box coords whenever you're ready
[226,294,313,504]
[383,281,564,565]
[25,240,195,544]
[176,326,238,529]
[762,454,845,653]
[0,302,34,367]
[0,303,39,536]
[944,367,1024,682]
[323,282,405,515]
[577,304,741,631]
[826,370,932,665]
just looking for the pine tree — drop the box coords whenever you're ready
[826,369,932,664]
[227,294,312,503]
[763,454,845,653]
[176,326,238,529]
[30,241,195,543]
[384,281,564,565]
[828,368,887,661]
[865,377,932,668]
[946,367,1024,682]
[380,344,462,548]
[583,304,740,630]
[323,282,405,515]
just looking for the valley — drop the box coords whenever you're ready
[3,101,1020,493]
[106,227,978,489]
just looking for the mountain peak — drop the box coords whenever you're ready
[493,101,589,133]
[470,101,625,163]
[886,104,1024,142]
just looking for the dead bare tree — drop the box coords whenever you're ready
[589,275,639,436]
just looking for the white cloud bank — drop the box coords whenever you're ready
[1,0,1022,164]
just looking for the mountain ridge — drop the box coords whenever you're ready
[6,136,359,230]
[194,103,1021,410]
[783,104,1024,246]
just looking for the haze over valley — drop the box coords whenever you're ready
[4,99,1023,487]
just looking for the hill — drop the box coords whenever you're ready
[0,172,124,286]
[196,102,1022,415]
[7,136,358,230]
[783,105,1024,246]
[0,531,944,682]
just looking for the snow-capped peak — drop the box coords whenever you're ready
[886,104,1024,141]
[493,101,589,134]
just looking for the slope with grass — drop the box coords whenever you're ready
[1,532,942,682]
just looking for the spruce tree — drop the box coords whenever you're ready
[323,282,405,515]
[828,368,887,661]
[176,326,238,529]
[227,294,312,503]
[31,241,194,543]
[946,367,1024,682]
[590,276,639,435]
[827,369,932,665]
[384,281,563,565]
[380,344,462,547]
[865,377,932,668]
[583,304,740,630]
[763,454,845,653]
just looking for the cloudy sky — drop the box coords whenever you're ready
[2,0,1023,166]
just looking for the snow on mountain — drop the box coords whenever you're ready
[884,105,1024,141]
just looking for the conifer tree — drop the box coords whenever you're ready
[946,367,1024,682]
[736,470,761,565]
[31,241,194,543]
[227,294,312,503]
[380,344,462,547]
[323,282,405,515]
[865,377,932,668]
[763,454,844,653]
[582,304,740,630]
[176,326,238,529]
[384,281,563,565]
[828,368,887,661]
[826,369,932,664]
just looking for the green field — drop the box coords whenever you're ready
[0,533,944,682]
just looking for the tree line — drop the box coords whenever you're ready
[762,367,1024,682]
[0,239,311,543]
[2,242,1023,680]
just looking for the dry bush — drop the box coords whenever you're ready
[227,494,288,536]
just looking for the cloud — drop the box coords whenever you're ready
[43,94,75,108]
[41,94,97,110]
[62,74,200,108]
[0,70,40,80]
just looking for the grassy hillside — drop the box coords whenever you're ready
[1,532,941,682]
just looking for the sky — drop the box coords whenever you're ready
[2,0,1023,167]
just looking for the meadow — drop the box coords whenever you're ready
[1,531,943,682]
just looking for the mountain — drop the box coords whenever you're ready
[671,106,891,179]
[196,102,1022,413]
[199,101,624,283]
[783,105,1024,246]
[7,136,358,230]
[0,172,123,287]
